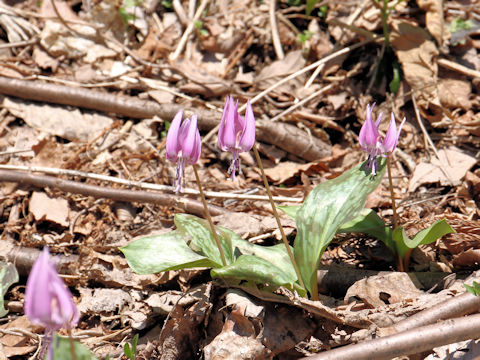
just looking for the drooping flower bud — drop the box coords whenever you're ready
[380,113,406,155]
[218,96,256,179]
[24,247,79,359]
[166,111,201,192]
[25,247,79,330]
[359,104,406,175]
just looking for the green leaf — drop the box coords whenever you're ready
[120,230,217,274]
[49,334,98,360]
[277,205,300,220]
[211,255,296,286]
[338,209,394,253]
[389,59,401,94]
[294,159,387,295]
[0,262,19,317]
[175,214,234,266]
[449,18,474,33]
[132,334,138,357]
[306,0,320,16]
[124,343,132,359]
[465,281,480,296]
[404,219,456,249]
[392,226,411,259]
[220,227,297,282]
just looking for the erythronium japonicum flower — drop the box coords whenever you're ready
[359,103,406,175]
[25,247,79,359]
[166,111,201,192]
[218,96,256,180]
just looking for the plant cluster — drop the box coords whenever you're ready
[121,99,455,301]
[20,99,455,358]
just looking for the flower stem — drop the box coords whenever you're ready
[386,157,398,229]
[252,143,306,291]
[67,329,77,360]
[380,0,390,49]
[192,164,227,266]
[387,157,407,272]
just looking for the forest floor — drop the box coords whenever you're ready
[0,0,479,359]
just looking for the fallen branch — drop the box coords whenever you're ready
[0,169,224,217]
[390,291,480,333]
[306,313,480,360]
[0,239,78,277]
[0,76,330,160]
[0,164,303,203]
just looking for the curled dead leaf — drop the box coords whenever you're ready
[390,21,443,123]
[345,272,424,308]
[416,0,447,47]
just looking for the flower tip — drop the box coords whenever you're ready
[381,112,401,154]
[166,111,184,163]
[25,247,78,331]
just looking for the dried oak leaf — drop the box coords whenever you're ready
[345,272,423,308]
[390,21,443,123]
[29,191,70,227]
[416,0,447,47]
[408,147,477,192]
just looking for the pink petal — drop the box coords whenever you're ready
[218,97,237,151]
[381,113,404,154]
[50,276,79,329]
[217,97,230,150]
[166,111,183,163]
[238,100,255,152]
[359,103,380,151]
[182,115,201,164]
[25,248,53,326]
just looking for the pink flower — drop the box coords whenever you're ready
[25,247,79,359]
[218,96,256,179]
[359,104,405,175]
[166,111,201,192]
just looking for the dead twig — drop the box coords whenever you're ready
[438,58,480,79]
[170,0,210,61]
[270,84,334,122]
[0,37,38,50]
[0,164,303,202]
[0,169,224,217]
[269,0,284,60]
[304,313,480,360]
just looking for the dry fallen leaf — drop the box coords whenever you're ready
[263,161,328,184]
[3,97,113,142]
[40,21,117,63]
[453,248,480,268]
[345,272,424,308]
[255,50,306,99]
[390,21,442,122]
[29,191,70,227]
[203,303,271,360]
[408,147,477,192]
[0,316,42,357]
[416,0,446,47]
[438,76,472,110]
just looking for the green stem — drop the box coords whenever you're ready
[252,143,306,291]
[386,157,398,229]
[387,157,407,272]
[193,164,227,266]
[67,329,77,360]
[381,0,390,49]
